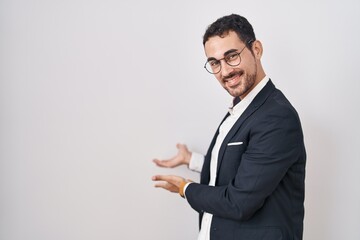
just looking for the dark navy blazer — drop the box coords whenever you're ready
[186,80,306,240]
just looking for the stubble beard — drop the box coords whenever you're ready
[225,70,257,98]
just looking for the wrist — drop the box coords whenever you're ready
[179,179,194,198]
[178,180,188,198]
[184,151,192,166]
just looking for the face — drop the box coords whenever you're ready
[204,31,263,99]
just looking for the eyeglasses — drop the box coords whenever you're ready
[204,44,248,74]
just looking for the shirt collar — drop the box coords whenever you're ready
[228,76,270,115]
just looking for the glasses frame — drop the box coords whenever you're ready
[203,40,253,74]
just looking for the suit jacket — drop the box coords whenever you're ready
[186,80,306,240]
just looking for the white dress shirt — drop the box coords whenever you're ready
[186,77,269,240]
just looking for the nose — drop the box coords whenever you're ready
[219,60,234,77]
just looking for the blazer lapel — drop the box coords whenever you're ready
[216,80,276,175]
[200,111,230,184]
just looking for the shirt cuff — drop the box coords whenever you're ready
[188,152,204,172]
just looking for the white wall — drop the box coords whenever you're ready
[1,0,359,239]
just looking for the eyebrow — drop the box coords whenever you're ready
[224,49,238,56]
[207,48,238,61]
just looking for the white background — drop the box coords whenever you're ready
[1,0,359,239]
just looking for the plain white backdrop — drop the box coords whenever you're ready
[1,0,359,239]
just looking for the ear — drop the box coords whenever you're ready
[251,40,263,60]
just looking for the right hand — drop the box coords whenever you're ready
[153,143,192,168]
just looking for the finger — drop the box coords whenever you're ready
[154,181,170,189]
[152,158,175,168]
[152,175,171,182]
[153,158,181,168]
[154,182,178,193]
[152,175,183,187]
[153,159,174,168]
[153,178,179,192]
[152,174,174,183]
[176,143,186,151]
[152,159,166,167]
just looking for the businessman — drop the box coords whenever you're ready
[152,14,306,240]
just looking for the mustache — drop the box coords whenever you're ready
[222,70,244,81]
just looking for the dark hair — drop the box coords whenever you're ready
[203,14,256,49]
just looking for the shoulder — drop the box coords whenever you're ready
[248,87,304,137]
[262,88,300,120]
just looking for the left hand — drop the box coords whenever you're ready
[153,143,192,168]
[152,175,189,194]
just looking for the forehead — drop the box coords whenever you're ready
[204,31,244,59]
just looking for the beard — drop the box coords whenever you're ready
[224,72,256,98]
[222,66,257,98]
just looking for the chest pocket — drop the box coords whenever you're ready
[216,143,246,184]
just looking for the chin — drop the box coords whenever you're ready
[226,87,245,98]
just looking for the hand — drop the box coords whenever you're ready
[152,175,191,195]
[153,143,192,168]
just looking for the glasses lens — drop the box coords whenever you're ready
[225,53,241,66]
[205,61,220,74]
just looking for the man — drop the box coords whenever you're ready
[152,14,306,240]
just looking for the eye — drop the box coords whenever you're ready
[226,52,239,62]
[209,60,220,67]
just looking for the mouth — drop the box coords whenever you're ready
[223,71,243,88]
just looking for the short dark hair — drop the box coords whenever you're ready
[203,14,256,49]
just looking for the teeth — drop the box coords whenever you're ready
[226,76,239,85]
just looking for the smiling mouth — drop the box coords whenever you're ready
[224,71,243,87]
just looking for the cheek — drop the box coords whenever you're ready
[244,57,257,72]
[215,74,223,83]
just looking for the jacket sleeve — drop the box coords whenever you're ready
[185,105,304,221]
